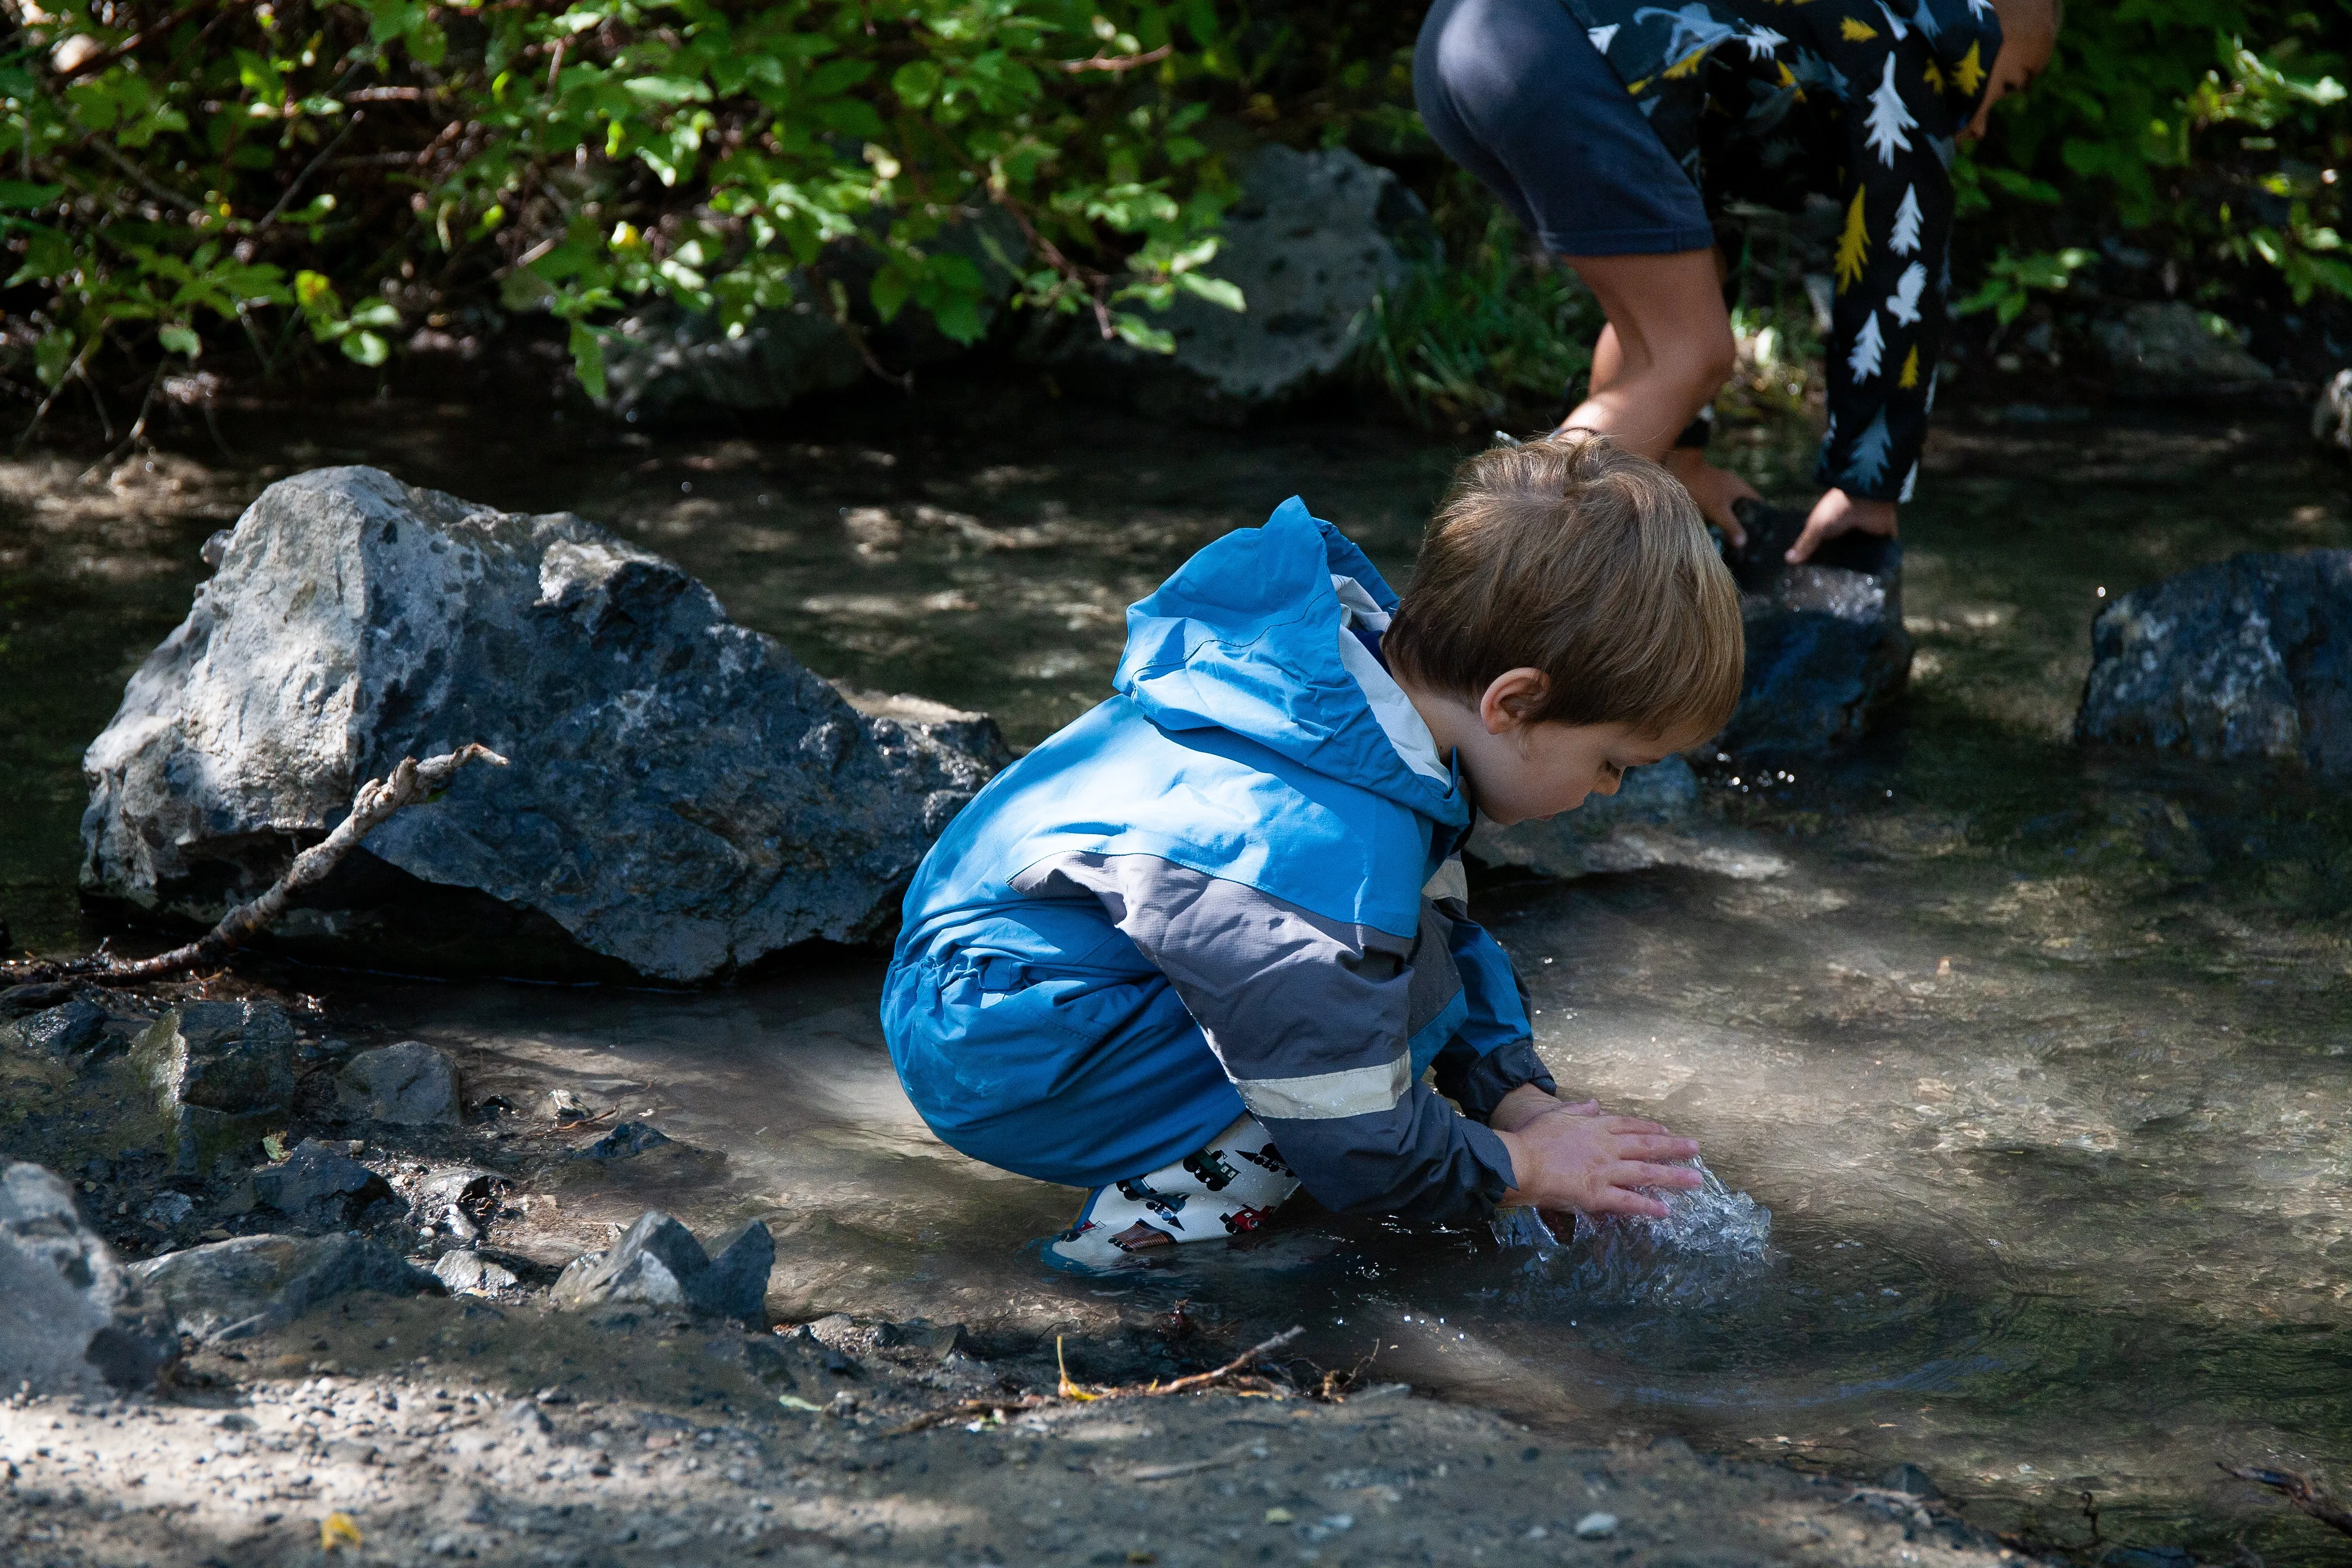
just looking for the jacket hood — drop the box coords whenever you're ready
[1115,496,1469,830]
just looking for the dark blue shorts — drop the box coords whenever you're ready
[1414,0,1715,257]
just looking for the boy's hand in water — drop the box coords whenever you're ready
[1493,1095,1700,1219]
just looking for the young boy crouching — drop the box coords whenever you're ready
[880,437,1741,1269]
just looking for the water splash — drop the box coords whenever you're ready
[1494,1161,1775,1311]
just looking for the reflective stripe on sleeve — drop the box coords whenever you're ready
[1233,1053,1412,1122]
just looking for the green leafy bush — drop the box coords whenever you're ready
[1,0,1243,411]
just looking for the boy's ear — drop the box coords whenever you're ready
[1479,668,1551,732]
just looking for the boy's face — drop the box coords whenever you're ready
[1467,718,1705,826]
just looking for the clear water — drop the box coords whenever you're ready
[4,397,2349,1562]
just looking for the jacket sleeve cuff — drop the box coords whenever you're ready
[1432,1037,1557,1123]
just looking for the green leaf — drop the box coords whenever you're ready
[158,324,202,358]
[568,319,608,400]
[34,330,76,388]
[1111,312,1177,354]
[348,298,401,329]
[7,224,77,284]
[0,182,64,211]
[624,76,715,104]
[892,60,942,108]
[1177,272,1245,312]
[870,265,911,323]
[341,328,390,366]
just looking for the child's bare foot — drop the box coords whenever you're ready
[1494,1105,1701,1220]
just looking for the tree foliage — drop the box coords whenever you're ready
[1,0,1243,402]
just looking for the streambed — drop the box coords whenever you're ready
[3,394,2348,1563]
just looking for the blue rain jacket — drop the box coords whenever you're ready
[879,497,1554,1223]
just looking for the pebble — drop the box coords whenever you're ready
[1576,1511,1619,1539]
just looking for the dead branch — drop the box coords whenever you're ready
[2,745,506,988]
[2223,1465,2352,1537]
[880,1325,1309,1437]
[1060,45,1173,74]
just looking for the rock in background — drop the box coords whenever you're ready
[2077,549,2351,778]
[1039,145,1432,421]
[0,1161,176,1394]
[2316,367,2351,459]
[80,466,1011,982]
[598,209,1028,420]
[2095,302,2274,397]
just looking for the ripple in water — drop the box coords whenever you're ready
[1500,1160,1777,1311]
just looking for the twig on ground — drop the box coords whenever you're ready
[882,1325,1310,1436]
[2223,1465,2352,1537]
[2,745,506,988]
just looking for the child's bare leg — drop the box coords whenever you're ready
[1558,249,1753,538]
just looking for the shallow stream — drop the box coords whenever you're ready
[3,396,2348,1561]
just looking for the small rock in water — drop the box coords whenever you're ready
[337,1041,461,1124]
[576,1121,673,1160]
[0,981,81,1019]
[1881,1462,1942,1500]
[1575,1512,1619,1539]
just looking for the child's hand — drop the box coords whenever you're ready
[1494,1103,1701,1220]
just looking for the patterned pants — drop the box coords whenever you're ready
[1046,1113,1301,1271]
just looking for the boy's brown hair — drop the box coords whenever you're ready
[1382,435,1744,740]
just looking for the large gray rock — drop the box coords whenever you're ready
[10,997,108,1056]
[2095,302,2272,395]
[551,1210,772,1322]
[1716,501,1912,752]
[130,1232,442,1343]
[2076,550,2352,778]
[337,1040,460,1124]
[0,1162,176,1394]
[80,467,1010,982]
[1468,756,1791,882]
[1045,145,1431,419]
[2316,368,2351,458]
[127,1000,297,1177]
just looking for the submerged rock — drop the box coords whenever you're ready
[128,1000,297,1177]
[337,1040,461,1125]
[1467,755,1791,883]
[551,1210,773,1322]
[130,1231,442,1343]
[0,1161,176,1394]
[2095,302,2272,396]
[253,1139,396,1234]
[80,466,1010,982]
[1042,145,1431,420]
[575,1121,672,1161]
[2076,549,2352,778]
[1716,500,1912,753]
